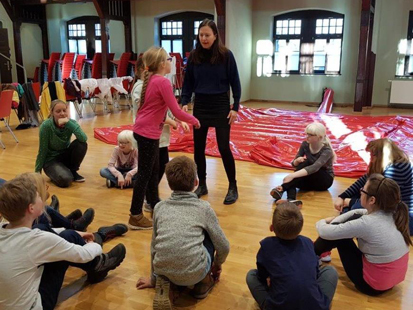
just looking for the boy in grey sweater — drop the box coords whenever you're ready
[137,156,230,310]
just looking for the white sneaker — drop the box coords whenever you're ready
[143,201,153,213]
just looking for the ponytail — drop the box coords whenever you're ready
[393,201,413,246]
[138,70,150,111]
[367,174,412,247]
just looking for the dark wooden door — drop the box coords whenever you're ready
[0,29,13,83]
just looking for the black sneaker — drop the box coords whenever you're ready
[66,209,82,221]
[106,179,115,188]
[87,243,126,284]
[73,208,95,231]
[72,171,85,183]
[270,187,283,201]
[223,182,238,205]
[50,195,60,212]
[97,224,128,243]
[194,184,208,198]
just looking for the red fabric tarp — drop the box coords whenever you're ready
[94,106,413,178]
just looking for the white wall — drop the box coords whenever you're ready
[372,0,413,106]
[21,23,43,78]
[0,3,17,82]
[251,0,361,104]
[131,0,214,53]
[109,20,125,59]
[226,0,252,102]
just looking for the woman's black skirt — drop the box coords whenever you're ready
[193,92,230,128]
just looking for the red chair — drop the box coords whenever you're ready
[61,52,76,80]
[74,54,86,80]
[45,52,61,82]
[91,53,102,79]
[0,90,19,149]
[116,52,132,77]
[33,67,39,83]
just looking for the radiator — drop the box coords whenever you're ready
[389,80,413,105]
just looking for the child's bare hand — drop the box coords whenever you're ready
[118,175,125,189]
[334,197,344,211]
[181,122,190,132]
[124,174,132,186]
[136,277,155,289]
[211,263,222,282]
[295,156,306,165]
[76,231,95,243]
[324,216,336,224]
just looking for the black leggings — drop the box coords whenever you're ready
[158,146,169,183]
[193,126,236,184]
[281,161,333,200]
[130,133,160,215]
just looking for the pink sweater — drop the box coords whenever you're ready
[133,75,199,139]
[108,147,138,178]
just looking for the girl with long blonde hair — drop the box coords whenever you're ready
[129,46,200,230]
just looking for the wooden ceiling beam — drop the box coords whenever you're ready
[214,0,226,44]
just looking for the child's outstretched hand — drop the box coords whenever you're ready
[76,231,95,243]
[136,276,155,289]
[118,175,125,189]
[181,121,190,132]
[211,263,222,282]
[124,174,132,187]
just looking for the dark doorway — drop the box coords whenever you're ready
[0,28,13,83]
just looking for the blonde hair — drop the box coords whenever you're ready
[117,130,137,149]
[48,99,68,118]
[20,172,48,202]
[305,122,336,162]
[0,176,37,222]
[366,138,409,175]
[139,46,169,110]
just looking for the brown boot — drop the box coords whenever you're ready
[191,273,215,299]
[128,214,152,230]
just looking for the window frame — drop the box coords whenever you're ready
[67,16,109,55]
[159,12,214,57]
[399,11,413,76]
[272,10,345,76]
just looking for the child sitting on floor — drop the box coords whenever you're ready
[0,175,126,310]
[246,202,338,310]
[100,130,138,189]
[270,122,336,208]
[136,156,230,310]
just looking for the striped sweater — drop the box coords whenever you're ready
[339,162,413,234]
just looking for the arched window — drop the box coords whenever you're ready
[273,10,344,75]
[160,12,213,57]
[67,16,110,56]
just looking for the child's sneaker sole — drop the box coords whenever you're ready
[153,276,172,310]
[127,223,153,230]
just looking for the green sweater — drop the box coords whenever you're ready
[35,118,87,172]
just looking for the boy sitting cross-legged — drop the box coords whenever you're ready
[0,176,125,310]
[137,156,230,310]
[246,202,338,310]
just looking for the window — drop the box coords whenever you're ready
[67,17,110,56]
[159,12,213,58]
[396,11,413,76]
[272,10,344,75]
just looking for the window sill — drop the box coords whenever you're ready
[271,72,341,77]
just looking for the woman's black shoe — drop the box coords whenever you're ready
[224,182,238,205]
[194,184,208,198]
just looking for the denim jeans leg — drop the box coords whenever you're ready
[317,266,338,306]
[43,161,73,188]
[246,269,268,310]
[39,260,70,310]
[45,206,72,229]
[203,231,215,266]
[100,167,118,185]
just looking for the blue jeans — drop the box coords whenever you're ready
[34,227,99,310]
[37,206,73,229]
[0,178,6,187]
[246,266,338,310]
[99,167,137,187]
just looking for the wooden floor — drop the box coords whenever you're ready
[1,100,413,310]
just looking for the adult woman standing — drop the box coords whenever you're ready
[181,19,241,205]
[35,100,87,188]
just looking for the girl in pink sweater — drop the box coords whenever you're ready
[128,46,200,230]
[100,130,138,189]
